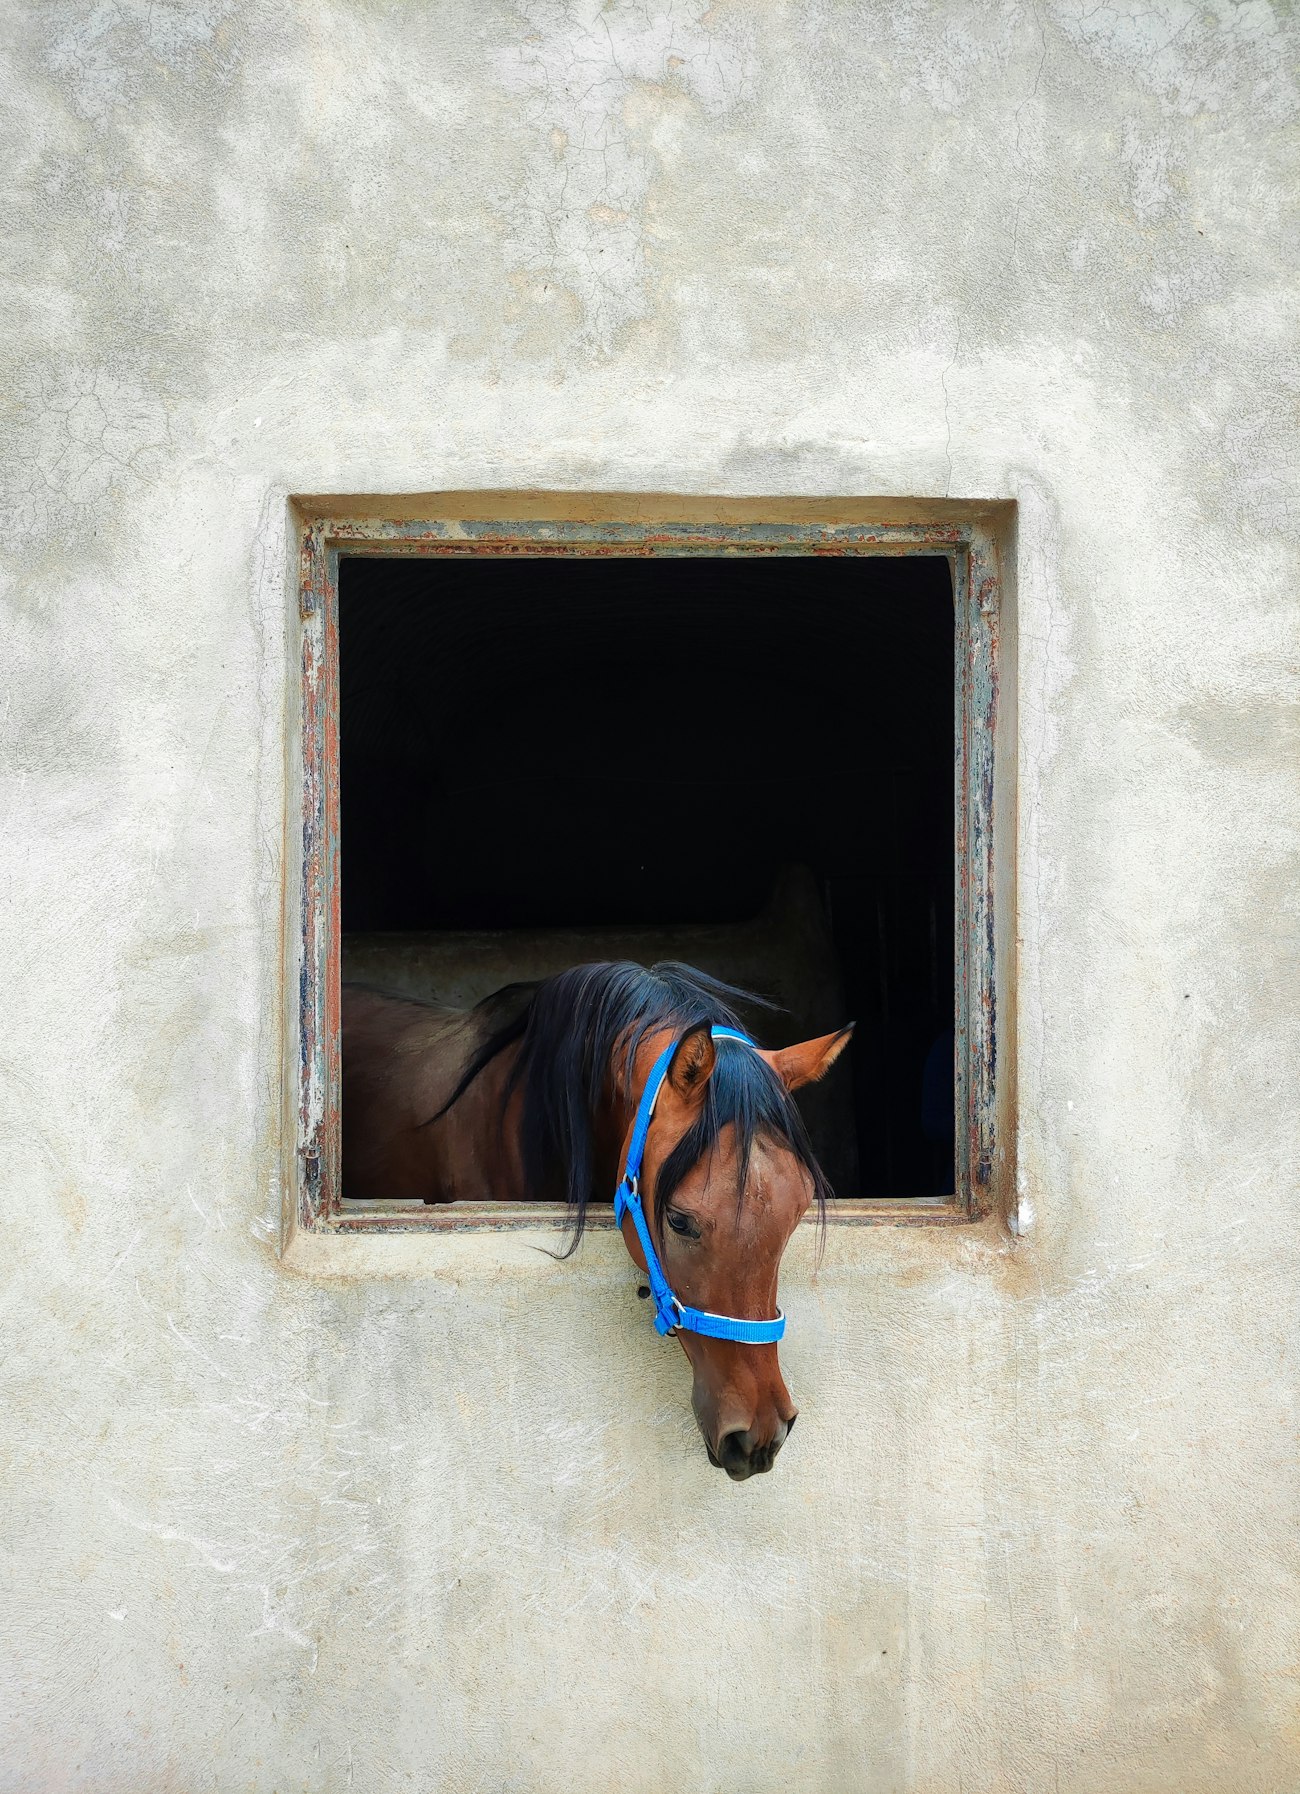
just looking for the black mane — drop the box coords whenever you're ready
[433,961,833,1254]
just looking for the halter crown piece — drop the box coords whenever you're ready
[613,1026,787,1344]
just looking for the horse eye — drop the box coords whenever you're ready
[665,1208,698,1238]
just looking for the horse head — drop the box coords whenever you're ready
[619,1020,852,1481]
[382,959,853,1480]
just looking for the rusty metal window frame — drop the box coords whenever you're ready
[290,506,1012,1239]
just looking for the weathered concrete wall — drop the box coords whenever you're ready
[3,4,1298,1790]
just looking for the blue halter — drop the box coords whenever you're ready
[613,1026,787,1344]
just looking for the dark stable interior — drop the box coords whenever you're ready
[340,552,956,1198]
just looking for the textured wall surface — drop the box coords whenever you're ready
[3,3,1299,1790]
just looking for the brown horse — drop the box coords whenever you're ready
[343,962,852,1480]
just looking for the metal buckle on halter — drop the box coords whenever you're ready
[657,1295,684,1338]
[614,1173,634,1223]
[655,1304,681,1337]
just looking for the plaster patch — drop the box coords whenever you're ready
[1138,255,1223,326]
[47,0,234,124]
[1010,1196,1037,1236]
[495,0,755,351]
[840,0,1021,114]
[1051,0,1300,123]
[1121,120,1183,222]
[1,362,173,545]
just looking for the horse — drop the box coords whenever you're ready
[342,962,852,1480]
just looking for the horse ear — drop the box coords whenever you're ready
[666,1022,717,1102]
[767,1024,854,1092]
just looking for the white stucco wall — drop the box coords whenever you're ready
[4,4,1298,1789]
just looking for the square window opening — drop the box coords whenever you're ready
[292,513,1007,1235]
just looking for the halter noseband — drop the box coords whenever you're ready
[613,1026,787,1344]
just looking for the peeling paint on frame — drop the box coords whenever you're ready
[289,503,1014,1245]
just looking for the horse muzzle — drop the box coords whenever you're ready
[706,1414,795,1481]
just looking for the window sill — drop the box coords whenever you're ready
[330,1196,966,1231]
[281,1197,984,1280]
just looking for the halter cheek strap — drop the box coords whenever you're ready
[613,1025,787,1344]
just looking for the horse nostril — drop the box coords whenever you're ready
[716,1430,754,1478]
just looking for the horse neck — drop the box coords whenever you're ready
[435,1037,532,1201]
[459,1014,678,1206]
[518,1023,668,1204]
[438,1032,624,1204]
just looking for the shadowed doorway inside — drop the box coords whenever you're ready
[339,551,955,1199]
